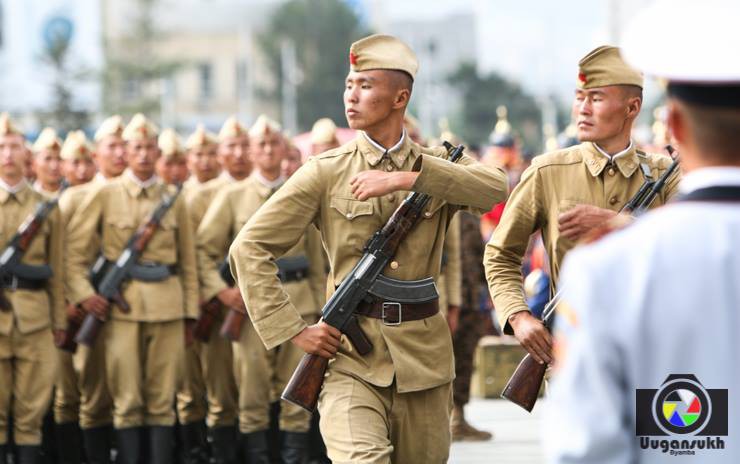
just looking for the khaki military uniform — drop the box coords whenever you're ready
[176,174,239,428]
[198,174,325,434]
[0,182,64,445]
[437,213,462,317]
[65,172,198,429]
[485,142,680,333]
[229,134,507,463]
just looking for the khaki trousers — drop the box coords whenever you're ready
[318,369,452,464]
[233,318,313,434]
[176,319,237,427]
[105,319,183,429]
[75,333,113,429]
[53,350,80,424]
[0,326,56,445]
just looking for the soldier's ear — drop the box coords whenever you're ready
[393,88,411,110]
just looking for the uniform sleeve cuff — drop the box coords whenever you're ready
[251,304,308,350]
[499,306,531,336]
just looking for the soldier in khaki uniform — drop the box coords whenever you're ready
[31,128,64,198]
[53,132,99,463]
[65,114,199,464]
[484,46,681,366]
[0,113,65,463]
[198,115,325,463]
[229,35,508,464]
[156,129,189,186]
[309,118,340,159]
[92,116,128,182]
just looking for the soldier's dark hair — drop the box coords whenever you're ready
[388,70,414,94]
[620,85,643,101]
[680,101,740,161]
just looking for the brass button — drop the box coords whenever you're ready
[607,168,615,176]
[609,196,618,205]
[387,195,395,202]
[346,213,353,219]
[424,211,432,218]
[386,164,393,172]
[390,261,399,270]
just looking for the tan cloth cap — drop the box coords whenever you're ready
[32,127,62,153]
[577,45,643,89]
[61,131,94,161]
[0,113,22,137]
[94,115,125,142]
[122,113,159,141]
[310,118,338,145]
[218,116,248,141]
[249,114,281,139]
[158,128,184,160]
[185,124,217,150]
[349,34,418,80]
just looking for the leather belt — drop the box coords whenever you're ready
[356,299,439,326]
[0,274,47,291]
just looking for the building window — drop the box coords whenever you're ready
[199,63,213,101]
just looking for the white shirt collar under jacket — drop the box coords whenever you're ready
[594,140,634,161]
[125,169,159,189]
[679,166,740,193]
[0,178,28,194]
[363,129,406,155]
[252,170,285,190]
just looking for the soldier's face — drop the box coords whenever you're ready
[156,157,189,185]
[344,70,400,130]
[573,87,634,143]
[33,149,63,186]
[95,135,127,177]
[218,135,251,178]
[0,134,27,182]
[187,144,220,183]
[250,132,285,177]
[281,147,302,179]
[125,137,160,180]
[62,158,96,186]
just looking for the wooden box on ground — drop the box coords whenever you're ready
[471,335,545,399]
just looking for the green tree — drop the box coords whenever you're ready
[448,63,543,151]
[259,0,370,132]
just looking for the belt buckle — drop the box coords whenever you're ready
[381,302,402,326]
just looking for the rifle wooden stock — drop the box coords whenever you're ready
[219,308,246,341]
[500,353,547,412]
[57,318,81,352]
[193,297,221,342]
[281,353,329,411]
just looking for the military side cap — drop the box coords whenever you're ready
[249,114,281,138]
[577,45,643,89]
[122,113,159,141]
[0,113,22,137]
[622,0,740,107]
[61,131,94,161]
[158,129,184,160]
[94,115,125,142]
[32,127,62,153]
[218,116,248,141]
[310,118,338,145]
[185,124,217,150]
[349,34,418,80]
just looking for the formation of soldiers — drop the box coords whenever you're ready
[2,2,739,462]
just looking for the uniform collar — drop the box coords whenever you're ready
[33,180,61,198]
[251,171,284,198]
[582,141,640,178]
[0,178,29,204]
[123,169,160,197]
[679,167,740,193]
[219,171,237,183]
[358,129,410,168]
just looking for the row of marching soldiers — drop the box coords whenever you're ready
[0,110,476,464]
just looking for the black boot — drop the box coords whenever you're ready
[180,421,209,464]
[82,426,112,464]
[115,427,142,464]
[241,431,270,464]
[149,426,174,464]
[15,445,41,464]
[281,432,308,464]
[54,422,82,464]
[0,444,6,464]
[210,426,236,464]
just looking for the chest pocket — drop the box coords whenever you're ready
[330,197,374,251]
[330,197,373,221]
[422,198,447,220]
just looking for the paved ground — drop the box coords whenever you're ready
[449,399,545,464]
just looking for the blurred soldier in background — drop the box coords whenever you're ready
[156,129,189,186]
[31,128,64,198]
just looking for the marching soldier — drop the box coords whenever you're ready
[53,131,99,463]
[229,35,507,463]
[182,125,221,194]
[31,127,64,198]
[309,118,340,158]
[0,113,65,463]
[156,129,189,186]
[484,46,680,366]
[92,116,128,182]
[197,115,325,463]
[65,114,198,464]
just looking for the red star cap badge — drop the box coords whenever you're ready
[578,72,587,83]
[350,52,358,65]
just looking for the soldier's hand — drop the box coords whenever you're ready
[65,303,86,325]
[447,305,460,335]
[217,287,245,310]
[558,205,617,241]
[53,329,67,348]
[184,319,196,347]
[80,294,109,320]
[291,322,341,359]
[508,311,552,364]
[349,170,419,201]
